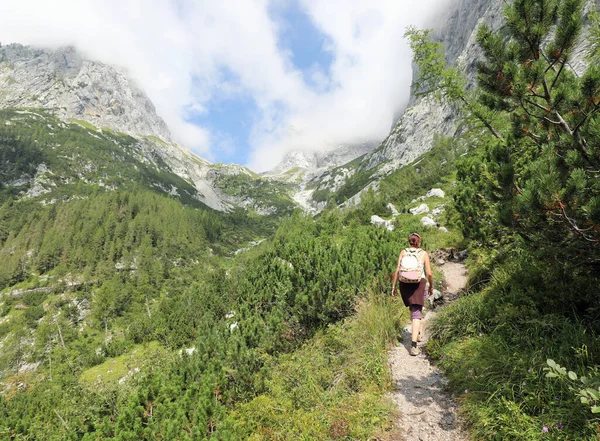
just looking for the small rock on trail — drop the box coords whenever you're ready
[386,261,468,441]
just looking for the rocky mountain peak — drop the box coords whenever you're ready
[267,142,376,176]
[0,43,171,141]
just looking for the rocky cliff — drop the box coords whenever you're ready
[315,0,598,209]
[275,0,503,210]
[0,44,171,141]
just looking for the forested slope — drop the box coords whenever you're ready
[0,192,457,439]
[0,96,460,440]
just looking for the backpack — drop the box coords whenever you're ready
[399,248,425,283]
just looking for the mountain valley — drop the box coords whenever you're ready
[1,0,600,439]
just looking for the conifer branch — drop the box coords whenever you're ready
[549,58,566,90]
[459,96,505,141]
[524,98,551,113]
[572,103,600,134]
[552,203,599,244]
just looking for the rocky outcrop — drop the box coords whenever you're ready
[370,215,394,231]
[275,0,505,212]
[337,0,597,208]
[268,142,375,176]
[410,203,429,215]
[361,0,503,177]
[0,44,171,141]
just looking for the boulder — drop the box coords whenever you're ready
[421,216,437,227]
[386,203,399,216]
[432,206,445,216]
[427,188,445,198]
[410,203,429,215]
[427,289,444,306]
[439,226,449,233]
[370,215,394,231]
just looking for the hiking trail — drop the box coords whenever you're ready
[386,261,468,441]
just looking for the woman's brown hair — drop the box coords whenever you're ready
[408,232,421,247]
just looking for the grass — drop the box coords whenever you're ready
[79,341,165,385]
[426,263,600,440]
[223,292,408,440]
[144,135,168,146]
[71,119,98,131]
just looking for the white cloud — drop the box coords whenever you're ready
[247,0,451,171]
[0,0,448,171]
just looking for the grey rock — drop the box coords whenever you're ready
[5,286,52,299]
[427,188,445,198]
[432,206,446,217]
[427,289,444,306]
[387,203,400,216]
[421,216,437,227]
[0,44,171,141]
[268,142,376,175]
[410,203,429,215]
[371,215,394,231]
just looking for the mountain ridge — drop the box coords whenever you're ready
[0,44,172,142]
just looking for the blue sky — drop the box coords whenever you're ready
[0,0,445,171]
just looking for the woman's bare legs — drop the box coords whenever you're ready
[412,318,421,343]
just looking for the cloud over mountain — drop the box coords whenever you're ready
[0,0,448,171]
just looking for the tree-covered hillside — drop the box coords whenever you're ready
[0,189,457,440]
[0,95,460,439]
[0,109,201,206]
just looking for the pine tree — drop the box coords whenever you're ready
[408,0,599,253]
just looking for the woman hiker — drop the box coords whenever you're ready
[391,232,433,356]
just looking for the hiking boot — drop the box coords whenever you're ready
[410,346,420,356]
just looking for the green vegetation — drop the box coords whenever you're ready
[378,134,466,209]
[407,0,600,439]
[0,109,202,207]
[79,341,164,385]
[223,294,406,440]
[309,154,376,205]
[71,119,98,131]
[213,172,296,215]
[0,184,444,439]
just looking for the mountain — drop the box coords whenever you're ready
[303,0,600,210]
[0,43,295,215]
[264,142,376,213]
[272,0,500,210]
[0,44,171,141]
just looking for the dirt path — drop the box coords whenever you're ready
[441,262,468,297]
[386,262,468,441]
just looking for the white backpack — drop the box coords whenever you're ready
[399,248,425,283]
